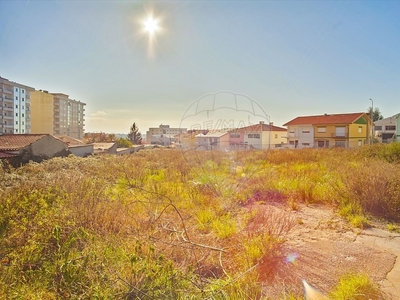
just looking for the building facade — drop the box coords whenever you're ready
[30,91,86,139]
[373,114,399,143]
[284,112,373,149]
[146,124,187,145]
[0,76,34,135]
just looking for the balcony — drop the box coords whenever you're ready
[3,88,13,94]
[3,106,13,112]
[3,96,13,103]
[331,133,348,138]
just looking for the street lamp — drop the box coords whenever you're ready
[369,98,373,144]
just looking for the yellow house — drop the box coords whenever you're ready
[283,112,373,148]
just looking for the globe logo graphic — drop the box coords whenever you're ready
[179,91,270,197]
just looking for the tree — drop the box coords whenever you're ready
[367,107,383,122]
[117,137,133,148]
[128,122,142,145]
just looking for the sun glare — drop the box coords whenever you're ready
[143,16,159,35]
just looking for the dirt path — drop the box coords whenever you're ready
[356,228,400,298]
[259,204,400,299]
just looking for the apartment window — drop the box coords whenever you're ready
[275,134,278,138]
[22,129,24,133]
[22,113,24,117]
[385,125,396,131]
[317,127,326,133]
[16,105,18,109]
[230,133,240,138]
[16,96,18,100]
[22,90,25,94]
[358,126,362,133]
[248,134,260,139]
[15,129,18,133]
[302,142,310,146]
[15,113,18,117]
[289,141,295,145]
[375,126,382,130]
[22,98,24,101]
[16,121,18,125]
[22,121,24,125]
[302,129,310,133]
[358,140,362,147]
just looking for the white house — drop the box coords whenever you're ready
[373,113,399,143]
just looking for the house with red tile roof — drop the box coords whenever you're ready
[0,134,69,166]
[55,135,93,157]
[229,122,287,150]
[283,112,373,149]
[195,131,230,150]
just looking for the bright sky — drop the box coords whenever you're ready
[1,1,399,134]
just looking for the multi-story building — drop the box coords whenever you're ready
[30,91,86,139]
[0,76,35,135]
[373,113,399,143]
[146,124,187,145]
[229,122,287,150]
[283,112,373,148]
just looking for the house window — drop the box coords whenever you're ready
[302,142,310,146]
[335,127,346,137]
[375,126,382,130]
[302,129,310,133]
[358,140,362,147]
[275,134,278,138]
[248,134,260,139]
[317,127,326,133]
[358,126,362,133]
[335,141,346,147]
[289,141,295,145]
[385,125,396,131]
[230,133,240,138]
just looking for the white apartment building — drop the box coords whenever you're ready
[146,124,187,145]
[0,76,35,134]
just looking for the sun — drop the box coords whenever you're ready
[143,16,159,35]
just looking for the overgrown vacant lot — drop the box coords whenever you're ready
[1,144,400,299]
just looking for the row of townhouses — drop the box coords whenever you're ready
[146,112,400,150]
[0,76,86,139]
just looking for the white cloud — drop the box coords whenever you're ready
[90,110,107,117]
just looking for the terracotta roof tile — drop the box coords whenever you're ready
[0,134,48,151]
[0,152,19,158]
[232,124,287,132]
[283,113,369,126]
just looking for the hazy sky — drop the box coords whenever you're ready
[1,0,399,134]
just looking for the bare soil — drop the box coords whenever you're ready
[256,203,400,299]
